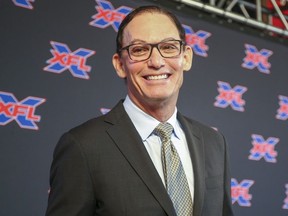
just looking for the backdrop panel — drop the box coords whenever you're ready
[0,0,287,215]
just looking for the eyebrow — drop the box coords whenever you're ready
[128,37,180,45]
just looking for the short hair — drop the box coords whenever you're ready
[116,5,186,54]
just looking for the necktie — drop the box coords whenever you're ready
[154,122,193,216]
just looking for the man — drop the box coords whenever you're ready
[46,5,234,216]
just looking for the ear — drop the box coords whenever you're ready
[112,53,127,78]
[183,45,193,72]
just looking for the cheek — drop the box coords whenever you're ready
[169,57,185,71]
[170,59,185,84]
[125,61,144,76]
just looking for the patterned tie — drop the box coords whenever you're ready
[154,122,193,216]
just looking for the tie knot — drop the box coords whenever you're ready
[154,122,173,141]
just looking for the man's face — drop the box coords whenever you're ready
[113,12,192,111]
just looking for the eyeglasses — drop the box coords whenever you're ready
[118,39,184,62]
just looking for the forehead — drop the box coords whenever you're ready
[122,12,180,44]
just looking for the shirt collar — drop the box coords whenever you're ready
[123,96,181,141]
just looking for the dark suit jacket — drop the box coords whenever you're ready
[46,100,234,216]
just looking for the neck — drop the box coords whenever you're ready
[129,96,177,122]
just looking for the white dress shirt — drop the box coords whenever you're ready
[123,96,194,202]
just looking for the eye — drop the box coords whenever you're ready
[129,45,150,56]
[160,42,179,53]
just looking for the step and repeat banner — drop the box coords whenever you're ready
[1,0,288,215]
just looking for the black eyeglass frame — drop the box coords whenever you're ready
[118,39,185,62]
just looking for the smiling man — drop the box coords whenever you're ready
[46,5,234,216]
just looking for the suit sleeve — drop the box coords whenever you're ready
[222,135,234,216]
[45,132,95,216]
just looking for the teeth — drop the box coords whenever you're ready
[146,74,168,80]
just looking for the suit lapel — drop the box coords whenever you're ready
[104,101,176,216]
[178,113,205,216]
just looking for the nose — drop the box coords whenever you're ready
[147,47,165,68]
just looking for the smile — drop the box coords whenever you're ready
[145,74,169,80]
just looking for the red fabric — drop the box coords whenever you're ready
[264,0,288,29]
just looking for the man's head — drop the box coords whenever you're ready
[112,5,193,116]
[116,5,186,55]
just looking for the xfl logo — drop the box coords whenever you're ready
[90,0,132,32]
[249,134,279,163]
[0,91,45,130]
[183,24,211,57]
[231,178,254,207]
[214,81,247,112]
[12,0,35,9]
[276,95,288,121]
[242,44,273,74]
[44,41,95,79]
